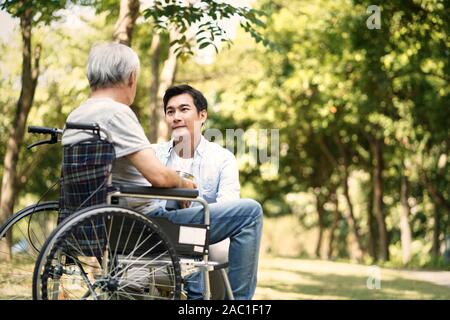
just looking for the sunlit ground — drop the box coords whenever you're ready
[1,256,450,300]
[0,261,34,300]
[254,255,450,300]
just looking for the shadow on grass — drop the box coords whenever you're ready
[257,260,450,300]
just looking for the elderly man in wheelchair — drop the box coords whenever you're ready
[32,42,263,300]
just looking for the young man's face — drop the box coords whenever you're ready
[165,93,207,144]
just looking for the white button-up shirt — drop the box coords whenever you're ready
[151,135,240,205]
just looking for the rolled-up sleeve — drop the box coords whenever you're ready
[107,111,152,158]
[216,151,240,203]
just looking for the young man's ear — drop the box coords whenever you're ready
[200,110,207,125]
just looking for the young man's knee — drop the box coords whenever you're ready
[240,198,263,220]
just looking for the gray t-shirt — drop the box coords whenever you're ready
[62,97,152,187]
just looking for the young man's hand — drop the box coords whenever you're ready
[178,201,191,209]
[178,178,197,208]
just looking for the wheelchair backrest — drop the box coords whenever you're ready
[58,138,115,223]
[58,126,115,256]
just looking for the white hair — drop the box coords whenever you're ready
[86,42,140,90]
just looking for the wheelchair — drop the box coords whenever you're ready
[0,123,233,300]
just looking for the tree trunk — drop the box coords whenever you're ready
[400,171,412,265]
[367,176,378,261]
[113,0,140,47]
[112,0,143,119]
[148,34,162,142]
[431,205,442,259]
[341,165,364,260]
[327,191,340,260]
[422,171,450,219]
[0,7,40,262]
[148,30,179,142]
[334,136,364,260]
[315,192,325,258]
[372,138,389,261]
[422,172,448,259]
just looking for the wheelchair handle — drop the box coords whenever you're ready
[65,122,99,131]
[28,126,63,135]
[65,122,113,143]
[27,126,63,149]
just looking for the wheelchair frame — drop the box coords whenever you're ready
[21,122,234,300]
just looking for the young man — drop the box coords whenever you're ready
[153,85,240,203]
[152,85,240,299]
[62,43,263,300]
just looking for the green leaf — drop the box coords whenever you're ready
[199,42,210,50]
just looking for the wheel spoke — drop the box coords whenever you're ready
[37,209,181,300]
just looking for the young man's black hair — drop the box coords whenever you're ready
[163,84,208,113]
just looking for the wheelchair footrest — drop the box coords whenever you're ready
[179,258,229,277]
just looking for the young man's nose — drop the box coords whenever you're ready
[173,113,182,122]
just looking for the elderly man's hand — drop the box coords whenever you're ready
[180,178,197,190]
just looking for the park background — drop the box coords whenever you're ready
[0,0,449,299]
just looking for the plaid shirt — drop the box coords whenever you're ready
[58,139,115,256]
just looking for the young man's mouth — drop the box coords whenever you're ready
[171,126,190,141]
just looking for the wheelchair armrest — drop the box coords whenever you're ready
[118,184,199,199]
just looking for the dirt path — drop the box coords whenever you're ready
[255,257,450,299]
[397,270,450,288]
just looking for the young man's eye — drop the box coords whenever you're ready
[182,108,189,112]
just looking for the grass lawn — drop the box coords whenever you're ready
[254,257,450,300]
[254,255,450,300]
[1,256,449,300]
[0,261,34,300]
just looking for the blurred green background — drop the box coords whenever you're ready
[0,0,449,287]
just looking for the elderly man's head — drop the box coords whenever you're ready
[86,43,140,105]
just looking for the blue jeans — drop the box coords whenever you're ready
[147,199,263,300]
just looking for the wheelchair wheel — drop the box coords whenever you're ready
[33,206,182,300]
[0,201,59,299]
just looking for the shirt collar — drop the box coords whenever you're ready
[195,135,207,157]
[166,135,207,158]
